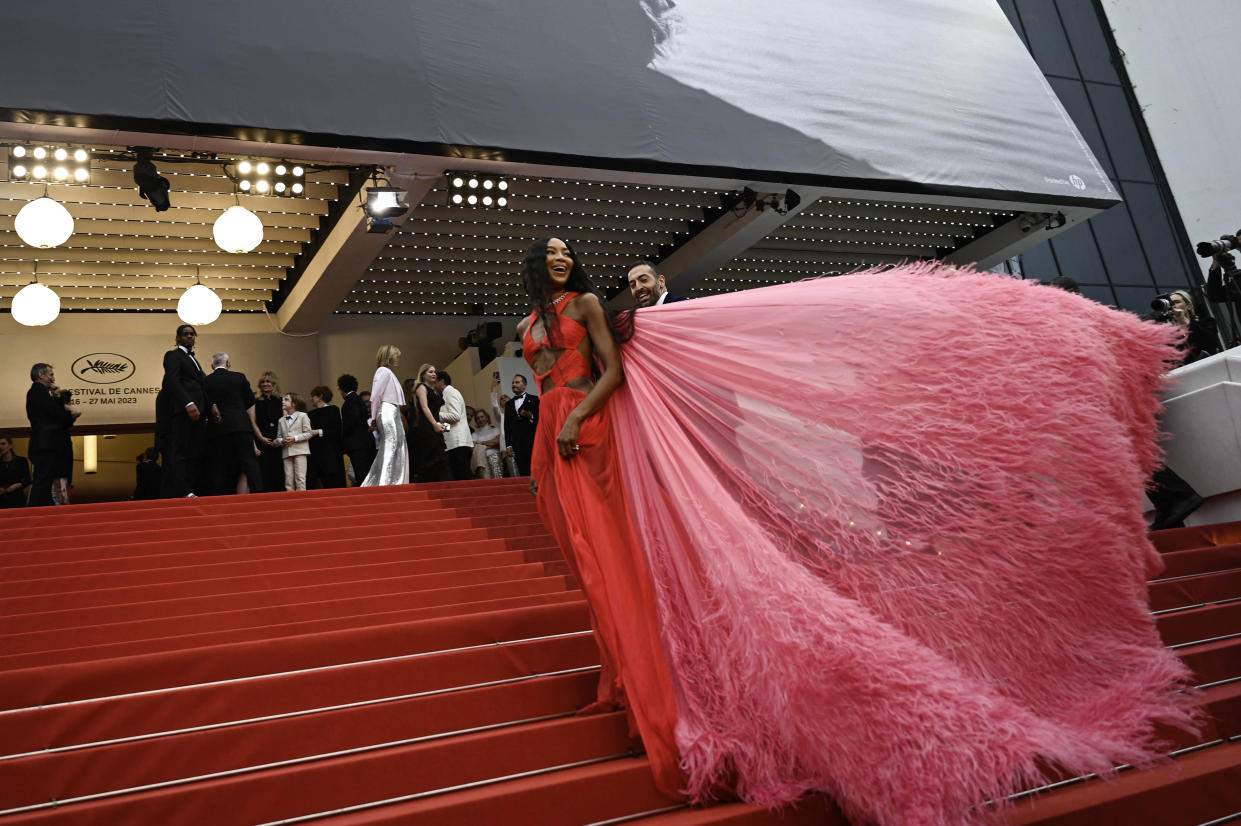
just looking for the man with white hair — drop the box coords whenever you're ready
[203,352,263,494]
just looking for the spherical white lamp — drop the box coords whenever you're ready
[14,197,74,248]
[11,282,61,326]
[212,205,264,253]
[177,283,222,325]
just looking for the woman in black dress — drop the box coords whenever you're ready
[409,363,449,483]
[307,385,346,488]
[253,371,285,492]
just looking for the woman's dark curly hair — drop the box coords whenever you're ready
[521,237,633,345]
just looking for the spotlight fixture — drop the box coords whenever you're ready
[364,179,409,233]
[720,186,801,215]
[236,158,305,197]
[445,172,510,208]
[132,147,171,211]
[8,144,90,183]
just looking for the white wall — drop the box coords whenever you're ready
[1102,0,1241,280]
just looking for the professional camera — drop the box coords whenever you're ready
[1196,234,1241,258]
[1149,293,1176,323]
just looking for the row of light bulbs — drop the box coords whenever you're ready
[10,146,92,183]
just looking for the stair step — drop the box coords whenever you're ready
[0,546,565,596]
[1,632,600,754]
[0,713,639,826]
[1157,600,1241,647]
[0,671,602,810]
[0,599,592,708]
[1006,740,1241,825]
[2,559,572,618]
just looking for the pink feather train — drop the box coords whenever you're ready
[605,264,1198,825]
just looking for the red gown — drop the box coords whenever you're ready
[527,268,1198,826]
[524,294,683,797]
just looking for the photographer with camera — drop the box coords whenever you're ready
[1147,289,1220,365]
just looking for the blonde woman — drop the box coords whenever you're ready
[361,344,409,486]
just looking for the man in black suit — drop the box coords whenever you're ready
[338,374,375,485]
[161,325,217,497]
[204,352,263,495]
[627,260,687,307]
[504,373,539,477]
[25,362,79,506]
[0,435,32,508]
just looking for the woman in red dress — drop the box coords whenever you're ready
[518,237,682,795]
[519,236,1197,826]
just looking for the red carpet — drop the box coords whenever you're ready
[0,480,1237,824]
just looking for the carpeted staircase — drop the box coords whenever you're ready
[0,479,1237,825]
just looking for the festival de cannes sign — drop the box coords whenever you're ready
[72,353,137,384]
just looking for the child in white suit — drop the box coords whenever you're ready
[277,393,322,491]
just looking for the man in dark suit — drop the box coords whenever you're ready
[204,352,263,495]
[161,325,216,497]
[504,373,539,477]
[627,260,687,307]
[0,435,32,508]
[338,374,375,485]
[25,362,79,506]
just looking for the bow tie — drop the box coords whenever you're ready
[514,393,525,399]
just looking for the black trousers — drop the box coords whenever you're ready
[447,445,473,481]
[345,447,376,486]
[209,431,263,495]
[513,444,533,477]
[27,449,57,507]
[164,414,208,497]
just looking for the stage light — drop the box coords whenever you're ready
[236,158,304,197]
[177,283,222,325]
[364,184,409,233]
[12,281,60,326]
[783,188,802,212]
[132,147,171,211]
[15,197,74,248]
[13,145,91,184]
[213,205,264,253]
[445,172,511,208]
